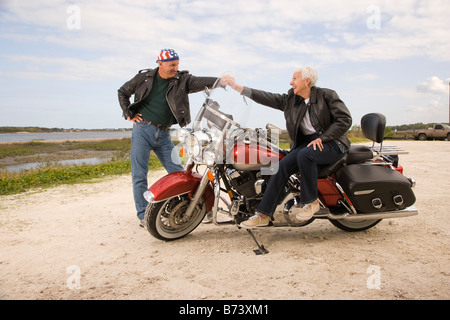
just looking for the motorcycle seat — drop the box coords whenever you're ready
[317,145,373,178]
[318,155,347,178]
[346,145,373,164]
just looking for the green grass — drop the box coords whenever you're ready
[0,157,162,196]
[63,139,132,152]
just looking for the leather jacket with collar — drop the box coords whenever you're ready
[241,86,352,151]
[118,68,217,128]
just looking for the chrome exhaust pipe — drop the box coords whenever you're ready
[325,206,418,221]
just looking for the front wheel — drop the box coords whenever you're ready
[144,194,206,241]
[329,219,381,232]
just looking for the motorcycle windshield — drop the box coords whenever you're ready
[178,78,281,170]
[192,79,242,132]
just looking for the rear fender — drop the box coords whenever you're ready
[148,170,214,211]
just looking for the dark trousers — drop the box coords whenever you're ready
[257,134,345,218]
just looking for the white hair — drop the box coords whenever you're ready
[294,67,318,87]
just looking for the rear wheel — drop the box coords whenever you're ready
[329,219,381,232]
[144,194,206,241]
[418,133,427,141]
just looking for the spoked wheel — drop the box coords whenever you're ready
[144,194,206,241]
[329,219,382,232]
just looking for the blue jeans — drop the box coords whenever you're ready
[131,122,184,220]
[257,134,345,218]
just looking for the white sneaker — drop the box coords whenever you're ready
[239,213,270,229]
[296,201,320,221]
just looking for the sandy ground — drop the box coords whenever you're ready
[0,140,449,300]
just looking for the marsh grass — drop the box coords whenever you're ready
[0,139,163,195]
[0,139,132,160]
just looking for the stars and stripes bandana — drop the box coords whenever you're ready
[156,49,179,62]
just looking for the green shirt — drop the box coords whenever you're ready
[138,73,177,127]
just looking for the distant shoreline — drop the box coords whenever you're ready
[0,127,132,134]
[0,131,133,143]
[0,137,131,144]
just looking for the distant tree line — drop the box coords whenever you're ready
[0,126,65,133]
[346,122,450,140]
[0,127,132,133]
[389,123,449,131]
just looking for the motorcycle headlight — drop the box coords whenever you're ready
[194,131,212,147]
[187,134,201,158]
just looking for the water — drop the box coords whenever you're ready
[0,131,132,172]
[3,157,112,172]
[0,131,132,143]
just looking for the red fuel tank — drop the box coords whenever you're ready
[230,141,284,171]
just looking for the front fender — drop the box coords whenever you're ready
[147,170,214,211]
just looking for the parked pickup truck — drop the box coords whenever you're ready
[413,124,450,140]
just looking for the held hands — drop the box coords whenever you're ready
[220,75,244,94]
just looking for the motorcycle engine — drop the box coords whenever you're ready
[226,168,261,199]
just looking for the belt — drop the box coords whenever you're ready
[144,120,171,131]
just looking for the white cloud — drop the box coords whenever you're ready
[1,1,449,83]
[417,76,450,95]
[1,0,450,129]
[2,0,450,65]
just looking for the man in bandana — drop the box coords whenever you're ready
[118,49,218,227]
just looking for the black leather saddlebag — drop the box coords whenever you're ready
[335,164,416,213]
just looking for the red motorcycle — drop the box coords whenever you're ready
[143,81,417,254]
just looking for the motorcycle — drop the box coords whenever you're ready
[142,80,418,254]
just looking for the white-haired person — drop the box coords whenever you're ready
[222,67,352,228]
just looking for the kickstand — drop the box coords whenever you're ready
[246,229,269,255]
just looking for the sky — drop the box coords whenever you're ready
[0,0,449,130]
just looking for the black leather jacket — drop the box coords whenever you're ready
[118,68,217,128]
[241,86,352,151]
